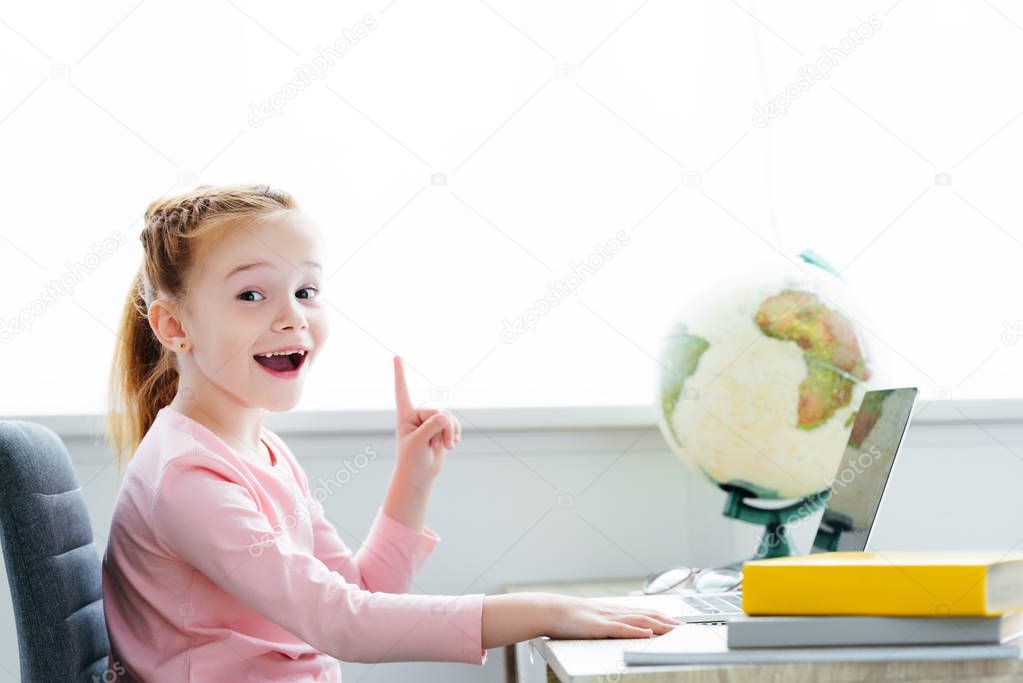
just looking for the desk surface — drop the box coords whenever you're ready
[505,577,1023,683]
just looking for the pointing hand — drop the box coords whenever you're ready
[393,355,460,481]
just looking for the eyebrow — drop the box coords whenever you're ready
[224,260,322,280]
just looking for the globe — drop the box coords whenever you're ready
[656,251,875,508]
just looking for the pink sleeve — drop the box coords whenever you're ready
[311,503,442,595]
[151,459,487,665]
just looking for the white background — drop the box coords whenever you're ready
[1,0,1021,416]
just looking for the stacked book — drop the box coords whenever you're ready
[625,550,1023,666]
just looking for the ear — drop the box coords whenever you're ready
[148,298,188,352]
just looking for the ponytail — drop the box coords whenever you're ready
[104,183,297,471]
[105,268,179,473]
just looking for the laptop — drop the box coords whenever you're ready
[606,387,919,623]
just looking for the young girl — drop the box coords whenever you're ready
[101,184,679,681]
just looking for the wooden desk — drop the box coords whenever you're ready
[503,577,1023,683]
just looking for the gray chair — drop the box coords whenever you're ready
[0,420,111,682]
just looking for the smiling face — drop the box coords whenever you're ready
[168,209,329,414]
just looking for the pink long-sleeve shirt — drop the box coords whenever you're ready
[101,404,487,681]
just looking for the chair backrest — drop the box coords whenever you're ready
[0,420,111,683]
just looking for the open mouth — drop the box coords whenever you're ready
[253,349,308,375]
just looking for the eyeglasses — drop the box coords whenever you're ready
[642,564,743,595]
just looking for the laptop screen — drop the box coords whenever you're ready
[810,387,918,553]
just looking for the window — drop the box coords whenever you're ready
[1,1,1020,415]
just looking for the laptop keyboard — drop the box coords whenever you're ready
[681,593,743,614]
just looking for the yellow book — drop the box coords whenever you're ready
[742,551,1023,617]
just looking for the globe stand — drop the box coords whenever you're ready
[720,484,830,560]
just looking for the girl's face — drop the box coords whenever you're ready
[174,210,329,413]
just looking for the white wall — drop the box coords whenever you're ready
[2,401,1022,682]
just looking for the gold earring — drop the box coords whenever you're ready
[178,341,188,351]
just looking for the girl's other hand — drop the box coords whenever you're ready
[481,593,680,650]
[544,594,681,640]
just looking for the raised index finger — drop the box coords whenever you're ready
[393,355,415,420]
